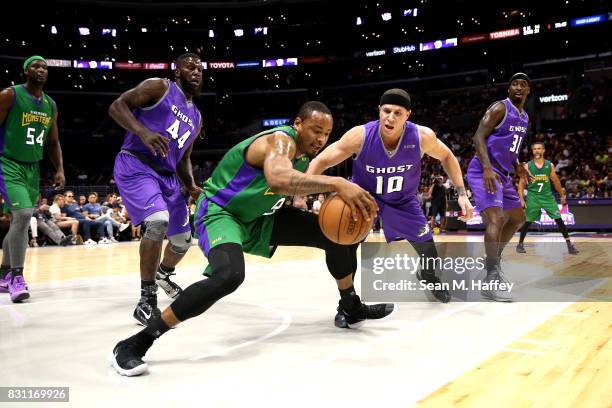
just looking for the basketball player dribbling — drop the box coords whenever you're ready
[110,101,393,377]
[109,53,204,325]
[308,89,474,312]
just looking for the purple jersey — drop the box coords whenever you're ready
[474,98,529,174]
[352,120,421,205]
[120,79,201,174]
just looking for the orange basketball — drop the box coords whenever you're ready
[318,195,374,245]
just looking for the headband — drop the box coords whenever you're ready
[23,56,46,71]
[510,72,530,84]
[380,92,411,111]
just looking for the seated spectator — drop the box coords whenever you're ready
[582,187,596,199]
[83,192,128,243]
[49,194,81,239]
[292,195,308,211]
[311,193,326,215]
[63,191,106,245]
[32,201,76,246]
[567,186,581,199]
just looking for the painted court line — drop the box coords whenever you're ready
[189,299,292,361]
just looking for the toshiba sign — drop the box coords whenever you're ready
[208,62,235,69]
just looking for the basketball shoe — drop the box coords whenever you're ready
[0,272,10,293]
[8,274,30,303]
[133,286,161,326]
[416,270,451,303]
[110,335,153,377]
[156,268,182,299]
[334,300,395,329]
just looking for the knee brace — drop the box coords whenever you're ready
[143,210,169,242]
[168,230,192,255]
[11,208,35,229]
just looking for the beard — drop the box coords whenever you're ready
[180,77,202,97]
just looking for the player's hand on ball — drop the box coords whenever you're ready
[458,194,474,221]
[139,129,169,157]
[336,178,378,222]
[54,171,66,190]
[483,168,501,194]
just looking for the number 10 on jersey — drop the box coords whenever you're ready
[375,176,404,194]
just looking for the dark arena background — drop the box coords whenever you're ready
[0,0,610,407]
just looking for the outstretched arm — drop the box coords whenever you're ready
[420,126,473,221]
[307,125,364,175]
[261,132,377,220]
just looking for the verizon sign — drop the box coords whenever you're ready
[539,94,569,103]
[209,61,235,69]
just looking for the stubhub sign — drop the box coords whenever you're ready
[392,44,417,54]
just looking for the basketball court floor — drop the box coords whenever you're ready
[0,232,610,407]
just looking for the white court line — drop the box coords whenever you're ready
[189,299,292,361]
[513,338,557,346]
[502,348,545,356]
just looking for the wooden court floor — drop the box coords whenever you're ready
[0,233,610,407]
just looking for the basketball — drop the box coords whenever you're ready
[318,194,374,245]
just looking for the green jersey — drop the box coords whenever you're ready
[0,85,55,162]
[527,160,553,196]
[203,125,310,223]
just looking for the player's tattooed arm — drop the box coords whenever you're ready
[108,78,170,156]
[263,132,336,195]
[307,125,365,175]
[261,132,378,220]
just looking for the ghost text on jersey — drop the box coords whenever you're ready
[171,104,194,129]
[365,164,414,174]
[509,125,527,133]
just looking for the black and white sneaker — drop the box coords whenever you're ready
[334,301,395,329]
[156,270,182,299]
[416,271,451,303]
[110,336,152,377]
[568,244,579,255]
[516,243,526,254]
[133,296,161,326]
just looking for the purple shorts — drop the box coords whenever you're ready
[377,195,433,243]
[467,158,521,212]
[113,152,190,236]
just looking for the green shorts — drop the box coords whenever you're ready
[0,156,40,212]
[194,196,275,276]
[525,194,561,222]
